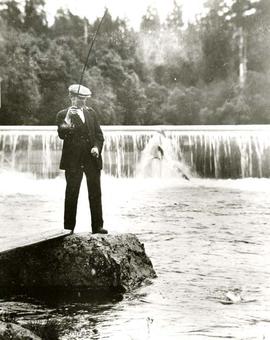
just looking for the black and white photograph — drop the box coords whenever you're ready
[0,0,270,339]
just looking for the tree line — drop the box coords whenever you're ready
[0,0,269,125]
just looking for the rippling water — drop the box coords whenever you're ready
[1,172,270,339]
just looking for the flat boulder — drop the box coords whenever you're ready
[0,233,156,293]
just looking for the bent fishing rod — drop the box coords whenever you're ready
[77,9,108,95]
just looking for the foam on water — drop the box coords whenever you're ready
[0,170,64,196]
[1,169,270,197]
[1,173,270,339]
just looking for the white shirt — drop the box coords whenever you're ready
[65,107,85,124]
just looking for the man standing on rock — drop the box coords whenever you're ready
[56,84,107,234]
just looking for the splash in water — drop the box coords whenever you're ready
[136,131,190,179]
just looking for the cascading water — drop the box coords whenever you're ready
[103,128,154,177]
[0,127,62,178]
[165,126,270,178]
[0,125,270,178]
[136,131,191,179]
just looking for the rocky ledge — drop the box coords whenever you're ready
[0,321,41,340]
[0,233,156,294]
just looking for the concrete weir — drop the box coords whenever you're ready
[0,233,156,294]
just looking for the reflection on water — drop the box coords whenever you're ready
[1,172,270,339]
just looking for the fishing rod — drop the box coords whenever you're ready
[77,9,108,95]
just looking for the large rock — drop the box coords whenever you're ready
[0,233,156,293]
[0,321,41,340]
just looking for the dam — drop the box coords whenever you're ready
[1,125,270,178]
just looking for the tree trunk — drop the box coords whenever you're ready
[239,26,247,90]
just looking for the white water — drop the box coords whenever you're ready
[1,173,270,339]
[1,125,270,178]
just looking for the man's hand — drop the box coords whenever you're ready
[91,146,99,158]
[65,107,78,126]
[68,106,79,116]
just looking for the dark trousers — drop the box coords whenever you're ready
[64,162,103,233]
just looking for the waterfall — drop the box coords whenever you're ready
[0,125,270,179]
[164,126,270,178]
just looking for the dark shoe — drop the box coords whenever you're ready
[64,226,74,233]
[93,228,108,234]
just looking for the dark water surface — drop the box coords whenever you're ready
[1,173,270,339]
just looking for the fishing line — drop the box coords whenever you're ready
[77,9,108,95]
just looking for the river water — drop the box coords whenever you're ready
[1,172,270,339]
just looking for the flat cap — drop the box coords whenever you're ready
[68,84,92,98]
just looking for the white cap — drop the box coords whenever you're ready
[68,84,92,98]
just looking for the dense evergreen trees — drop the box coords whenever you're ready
[0,0,269,125]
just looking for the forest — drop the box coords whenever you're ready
[0,0,269,125]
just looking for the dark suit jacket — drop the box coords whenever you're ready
[56,106,104,170]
